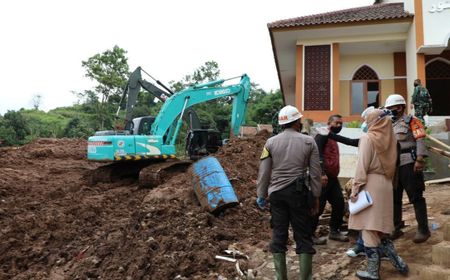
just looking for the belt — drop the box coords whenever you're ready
[400,147,415,154]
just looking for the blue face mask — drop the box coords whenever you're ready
[361,122,368,133]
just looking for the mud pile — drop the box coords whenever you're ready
[0,135,271,280]
[3,136,449,280]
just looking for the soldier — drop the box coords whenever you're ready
[385,94,431,243]
[256,105,321,280]
[411,79,432,124]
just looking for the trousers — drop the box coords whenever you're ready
[270,183,315,254]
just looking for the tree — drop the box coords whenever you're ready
[0,110,30,145]
[169,61,220,92]
[81,45,130,129]
[31,94,42,110]
[63,117,94,138]
[246,89,283,126]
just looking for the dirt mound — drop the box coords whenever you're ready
[0,135,271,279]
[2,135,448,280]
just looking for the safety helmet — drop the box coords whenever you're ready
[278,105,303,125]
[385,94,406,108]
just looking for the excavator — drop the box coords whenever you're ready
[87,67,251,187]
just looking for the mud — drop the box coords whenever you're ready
[0,136,449,279]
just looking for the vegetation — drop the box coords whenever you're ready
[0,46,283,147]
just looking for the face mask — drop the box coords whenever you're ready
[330,126,342,134]
[414,83,419,87]
[361,122,368,133]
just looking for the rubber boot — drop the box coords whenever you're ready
[380,239,409,275]
[299,253,312,280]
[273,253,288,280]
[356,247,380,280]
[413,199,431,243]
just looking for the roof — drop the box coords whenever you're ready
[268,3,413,29]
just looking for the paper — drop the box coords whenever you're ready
[349,190,373,214]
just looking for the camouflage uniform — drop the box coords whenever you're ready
[412,85,432,124]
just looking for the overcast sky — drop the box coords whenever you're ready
[0,0,374,115]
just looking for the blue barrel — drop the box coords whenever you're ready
[192,156,239,214]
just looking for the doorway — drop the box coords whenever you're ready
[426,59,450,116]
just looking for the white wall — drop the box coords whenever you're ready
[340,54,395,80]
[422,0,450,46]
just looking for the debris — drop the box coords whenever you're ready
[428,146,450,158]
[427,135,450,151]
[215,255,237,263]
[235,261,244,277]
[425,177,450,186]
[224,248,249,260]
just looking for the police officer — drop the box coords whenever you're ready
[256,105,321,280]
[385,94,431,243]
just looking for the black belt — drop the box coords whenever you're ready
[400,147,415,154]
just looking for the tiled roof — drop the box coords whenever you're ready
[268,3,413,29]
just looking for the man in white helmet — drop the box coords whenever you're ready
[256,105,321,280]
[385,94,430,243]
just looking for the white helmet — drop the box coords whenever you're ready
[278,105,303,125]
[385,94,406,108]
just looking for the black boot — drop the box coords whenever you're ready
[380,239,409,275]
[413,199,430,243]
[356,247,380,280]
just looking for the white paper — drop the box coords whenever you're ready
[349,190,373,214]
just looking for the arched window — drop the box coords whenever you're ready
[351,65,380,115]
[426,59,450,79]
[425,59,450,116]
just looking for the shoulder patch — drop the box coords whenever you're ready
[260,147,270,160]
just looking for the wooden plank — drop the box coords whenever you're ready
[425,177,450,186]
[427,135,450,151]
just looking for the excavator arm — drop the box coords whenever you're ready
[120,67,172,130]
[151,74,251,145]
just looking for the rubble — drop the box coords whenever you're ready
[0,136,449,279]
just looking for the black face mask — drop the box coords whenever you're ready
[389,109,401,122]
[330,126,342,134]
[414,83,419,87]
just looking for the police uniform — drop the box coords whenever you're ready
[392,114,430,237]
[256,128,321,254]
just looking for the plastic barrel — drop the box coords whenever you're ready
[192,156,238,214]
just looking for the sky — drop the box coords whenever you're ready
[0,0,374,115]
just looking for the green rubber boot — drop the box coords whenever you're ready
[273,253,288,280]
[299,253,313,280]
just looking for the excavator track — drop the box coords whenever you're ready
[87,159,192,188]
[138,160,192,188]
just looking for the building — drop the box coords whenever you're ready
[268,0,450,122]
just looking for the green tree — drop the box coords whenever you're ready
[63,117,94,138]
[169,61,220,92]
[0,110,30,145]
[81,45,130,129]
[246,89,283,127]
